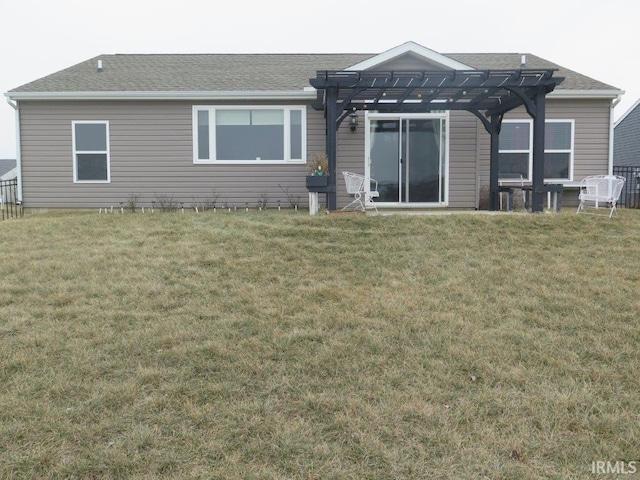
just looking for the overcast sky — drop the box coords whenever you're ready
[1,0,638,158]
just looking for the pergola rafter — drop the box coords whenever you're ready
[310,68,564,212]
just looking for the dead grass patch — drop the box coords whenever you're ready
[1,209,639,478]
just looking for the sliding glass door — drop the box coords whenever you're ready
[368,114,447,205]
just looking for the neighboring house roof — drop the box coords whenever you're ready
[0,159,17,179]
[6,44,617,98]
[614,98,640,167]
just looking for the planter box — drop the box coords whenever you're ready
[306,175,329,192]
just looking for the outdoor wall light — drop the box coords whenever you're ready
[349,113,359,132]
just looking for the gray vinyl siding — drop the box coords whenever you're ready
[18,97,612,210]
[448,110,478,208]
[19,100,325,209]
[336,112,368,207]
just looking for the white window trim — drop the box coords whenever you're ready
[72,120,111,183]
[499,119,574,182]
[192,105,307,164]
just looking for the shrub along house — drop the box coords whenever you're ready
[4,42,622,212]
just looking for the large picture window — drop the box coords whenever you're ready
[498,119,574,181]
[193,106,306,164]
[72,121,110,182]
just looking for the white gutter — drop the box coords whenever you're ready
[5,97,22,202]
[608,93,624,175]
[4,90,317,102]
[549,89,622,99]
[6,88,619,102]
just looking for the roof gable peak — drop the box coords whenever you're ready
[346,41,473,71]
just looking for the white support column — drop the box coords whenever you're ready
[308,192,319,215]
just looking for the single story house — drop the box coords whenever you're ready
[614,98,640,167]
[4,41,622,212]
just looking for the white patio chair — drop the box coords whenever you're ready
[576,175,626,218]
[342,171,379,213]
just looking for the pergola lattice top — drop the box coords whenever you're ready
[311,69,564,117]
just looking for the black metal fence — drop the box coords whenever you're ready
[613,166,640,209]
[0,178,23,220]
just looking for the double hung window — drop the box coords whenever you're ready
[72,121,110,182]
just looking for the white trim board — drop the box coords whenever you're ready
[346,41,473,71]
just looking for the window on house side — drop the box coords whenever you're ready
[73,121,110,182]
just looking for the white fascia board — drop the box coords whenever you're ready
[345,41,473,71]
[4,90,316,101]
[548,89,623,99]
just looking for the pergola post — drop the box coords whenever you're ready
[489,114,502,211]
[325,86,338,211]
[531,90,546,213]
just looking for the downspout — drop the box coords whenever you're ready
[5,96,22,202]
[608,93,623,175]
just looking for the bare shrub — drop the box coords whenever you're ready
[278,184,300,210]
[191,189,221,212]
[257,192,268,210]
[125,193,141,213]
[154,193,177,212]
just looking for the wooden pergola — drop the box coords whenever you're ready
[310,68,565,212]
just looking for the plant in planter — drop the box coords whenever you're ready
[306,153,330,191]
[307,153,329,177]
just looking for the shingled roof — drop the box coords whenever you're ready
[7,51,617,94]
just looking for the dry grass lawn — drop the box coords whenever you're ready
[1,209,639,479]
